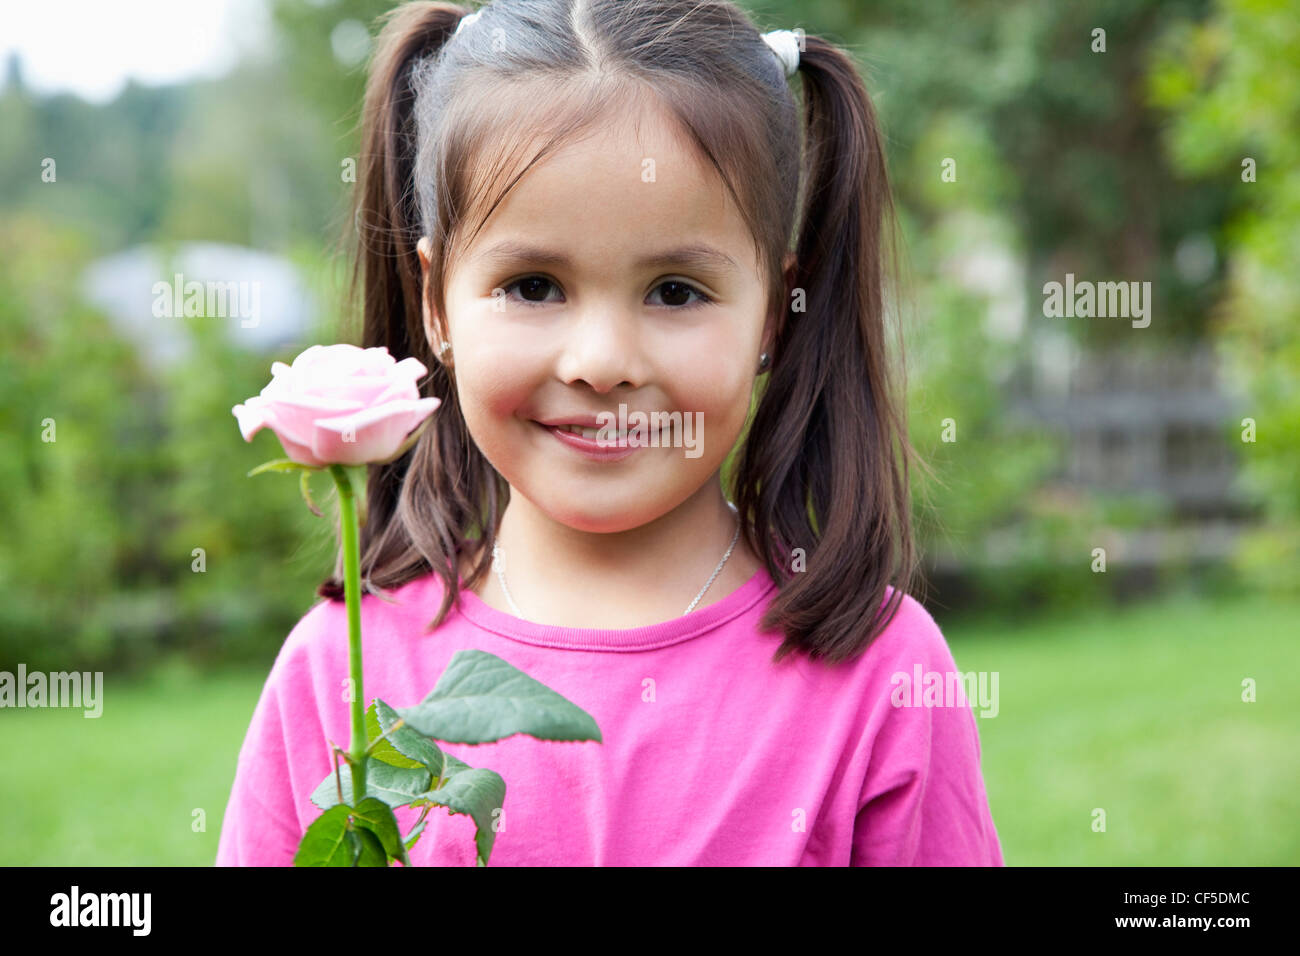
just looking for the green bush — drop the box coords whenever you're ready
[1149,0,1300,595]
[0,216,332,674]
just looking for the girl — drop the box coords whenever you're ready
[216,0,1004,866]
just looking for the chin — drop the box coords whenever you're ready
[530,494,662,534]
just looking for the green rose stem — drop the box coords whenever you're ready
[329,463,367,808]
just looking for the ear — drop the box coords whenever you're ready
[416,236,448,357]
[764,251,798,354]
[782,250,797,285]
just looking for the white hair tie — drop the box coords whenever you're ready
[455,9,483,35]
[762,29,802,78]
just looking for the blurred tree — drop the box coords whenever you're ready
[1149,0,1300,593]
[0,78,185,250]
[0,216,144,667]
[771,0,1232,342]
[158,65,343,250]
[271,0,394,133]
[0,216,332,674]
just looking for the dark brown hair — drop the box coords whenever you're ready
[320,0,923,665]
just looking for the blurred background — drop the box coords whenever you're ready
[1,0,1296,865]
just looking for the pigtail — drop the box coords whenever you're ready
[735,35,922,665]
[319,2,488,607]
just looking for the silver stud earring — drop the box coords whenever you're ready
[757,352,770,372]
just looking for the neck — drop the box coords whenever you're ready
[468,480,760,628]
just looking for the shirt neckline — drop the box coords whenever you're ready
[449,563,778,651]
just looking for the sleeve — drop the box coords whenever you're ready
[215,609,329,867]
[850,601,1005,866]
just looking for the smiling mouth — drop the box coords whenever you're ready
[530,419,681,454]
[548,422,662,440]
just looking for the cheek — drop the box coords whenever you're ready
[663,351,755,449]
[450,332,541,440]
[449,303,758,451]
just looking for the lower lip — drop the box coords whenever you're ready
[534,422,658,462]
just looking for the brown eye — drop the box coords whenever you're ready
[502,276,561,306]
[518,277,553,301]
[650,280,710,308]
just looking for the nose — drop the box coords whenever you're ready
[554,300,647,393]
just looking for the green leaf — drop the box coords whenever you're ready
[365,700,423,769]
[293,805,355,866]
[311,761,431,811]
[343,828,362,864]
[352,824,389,867]
[352,797,409,865]
[373,698,445,778]
[246,457,319,478]
[435,750,471,788]
[299,469,323,517]
[397,649,603,745]
[403,818,427,852]
[443,751,470,772]
[411,767,506,867]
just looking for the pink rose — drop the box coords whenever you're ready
[232,344,441,466]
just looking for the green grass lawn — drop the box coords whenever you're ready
[1,656,266,866]
[943,589,1300,865]
[2,590,1296,865]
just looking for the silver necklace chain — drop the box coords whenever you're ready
[490,501,741,619]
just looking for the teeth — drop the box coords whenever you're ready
[554,423,666,440]
[558,424,611,439]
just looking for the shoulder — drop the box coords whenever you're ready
[255,596,341,697]
[272,572,439,677]
[279,595,344,659]
[853,585,956,675]
[847,588,986,793]
[770,585,959,711]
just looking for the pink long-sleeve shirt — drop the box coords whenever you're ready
[215,564,1004,866]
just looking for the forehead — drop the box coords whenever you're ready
[453,80,761,274]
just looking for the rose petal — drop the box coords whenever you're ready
[288,344,329,370]
[274,429,328,468]
[300,344,376,380]
[300,353,396,402]
[311,397,441,465]
[390,356,429,381]
[321,373,401,407]
[359,373,423,410]
[242,345,437,467]
[258,394,366,446]
[232,401,267,442]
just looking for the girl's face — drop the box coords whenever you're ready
[418,94,783,535]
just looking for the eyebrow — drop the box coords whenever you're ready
[476,240,740,275]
